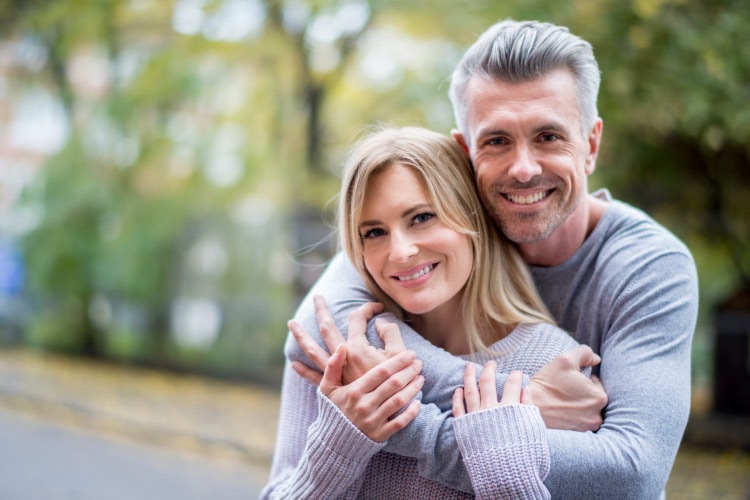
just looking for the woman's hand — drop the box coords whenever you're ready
[321,343,423,442]
[289,295,407,385]
[452,361,533,417]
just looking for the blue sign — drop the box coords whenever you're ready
[0,240,24,297]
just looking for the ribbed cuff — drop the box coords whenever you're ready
[309,388,386,463]
[454,404,547,458]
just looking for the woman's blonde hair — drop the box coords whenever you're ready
[339,126,553,353]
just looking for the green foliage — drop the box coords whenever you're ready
[4,0,748,384]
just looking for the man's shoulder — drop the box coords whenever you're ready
[585,198,697,301]
[598,198,693,262]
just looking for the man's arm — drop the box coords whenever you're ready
[288,250,696,498]
[286,253,606,494]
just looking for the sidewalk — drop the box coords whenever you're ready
[0,347,280,466]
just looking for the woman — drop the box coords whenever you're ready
[262,126,583,499]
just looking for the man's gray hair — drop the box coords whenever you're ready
[449,19,601,139]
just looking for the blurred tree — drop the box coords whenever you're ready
[3,0,748,383]
[570,0,750,301]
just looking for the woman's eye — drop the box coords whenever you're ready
[361,228,385,239]
[413,212,436,224]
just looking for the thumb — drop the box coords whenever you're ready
[320,344,348,396]
[568,345,601,370]
[376,318,406,354]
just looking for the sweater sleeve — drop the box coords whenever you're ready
[454,405,550,500]
[539,250,698,499]
[261,363,385,499]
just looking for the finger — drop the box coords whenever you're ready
[292,361,323,386]
[355,350,418,394]
[313,295,346,350]
[376,373,424,418]
[590,375,608,405]
[347,302,382,347]
[500,370,524,406]
[366,358,423,403]
[463,363,480,413]
[289,320,329,371]
[376,399,421,442]
[452,388,466,417]
[566,345,601,370]
[320,344,347,397]
[375,318,406,355]
[478,360,499,410]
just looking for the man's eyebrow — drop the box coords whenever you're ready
[537,122,567,132]
[475,128,509,143]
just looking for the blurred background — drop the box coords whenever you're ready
[0,0,748,498]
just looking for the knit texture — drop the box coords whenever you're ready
[264,322,575,499]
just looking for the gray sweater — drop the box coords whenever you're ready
[282,193,698,499]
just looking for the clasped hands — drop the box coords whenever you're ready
[290,295,606,441]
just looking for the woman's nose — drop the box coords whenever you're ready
[389,231,418,263]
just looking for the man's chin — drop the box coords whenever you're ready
[497,220,558,245]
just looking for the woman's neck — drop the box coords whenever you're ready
[409,301,470,355]
[409,305,515,356]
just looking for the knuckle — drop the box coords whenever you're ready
[386,376,403,392]
[353,402,370,417]
[390,393,407,408]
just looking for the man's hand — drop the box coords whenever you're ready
[528,345,606,431]
[289,295,407,385]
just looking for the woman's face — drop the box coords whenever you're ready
[358,163,473,316]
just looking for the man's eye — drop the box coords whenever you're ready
[540,133,559,142]
[361,228,385,239]
[487,137,507,146]
[413,212,436,224]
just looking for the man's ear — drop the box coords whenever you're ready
[584,119,603,175]
[451,129,469,154]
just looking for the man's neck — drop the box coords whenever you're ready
[518,195,609,267]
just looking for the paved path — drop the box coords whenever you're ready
[0,408,269,499]
[0,348,279,465]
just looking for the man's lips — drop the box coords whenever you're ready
[502,189,554,205]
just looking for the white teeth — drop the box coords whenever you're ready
[505,191,548,205]
[397,264,434,281]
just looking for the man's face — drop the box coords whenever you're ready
[456,69,601,245]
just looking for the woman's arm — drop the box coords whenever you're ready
[452,365,551,499]
[261,351,422,499]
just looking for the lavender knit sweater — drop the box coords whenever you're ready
[262,322,579,499]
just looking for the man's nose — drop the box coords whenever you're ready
[507,144,542,182]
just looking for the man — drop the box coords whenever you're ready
[281,19,698,498]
